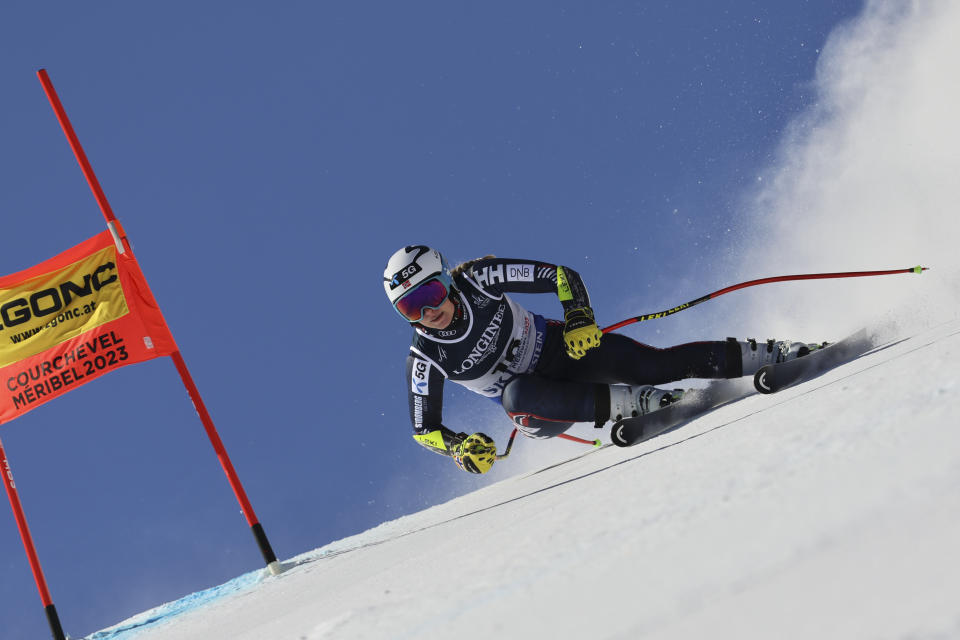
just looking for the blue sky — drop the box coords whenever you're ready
[0,2,864,637]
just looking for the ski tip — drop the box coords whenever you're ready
[913,265,928,274]
[754,367,775,394]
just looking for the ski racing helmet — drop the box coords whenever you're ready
[383,245,453,322]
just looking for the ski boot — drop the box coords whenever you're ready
[608,385,685,422]
[732,338,828,377]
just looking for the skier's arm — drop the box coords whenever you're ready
[556,265,602,359]
[406,353,466,457]
[406,354,499,473]
[463,257,600,358]
[464,258,591,310]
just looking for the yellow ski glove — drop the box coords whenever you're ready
[453,433,497,474]
[563,307,602,359]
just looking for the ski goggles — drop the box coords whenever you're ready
[394,278,451,322]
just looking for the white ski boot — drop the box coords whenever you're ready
[608,385,685,422]
[734,338,827,377]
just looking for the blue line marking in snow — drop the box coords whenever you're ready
[85,569,263,639]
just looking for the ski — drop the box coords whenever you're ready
[611,330,877,447]
[610,380,750,447]
[753,329,874,394]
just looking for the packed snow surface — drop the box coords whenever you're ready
[89,320,960,639]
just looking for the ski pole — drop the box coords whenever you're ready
[496,429,601,461]
[558,433,603,447]
[602,266,928,333]
[495,429,519,460]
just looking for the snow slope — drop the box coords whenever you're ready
[86,319,960,640]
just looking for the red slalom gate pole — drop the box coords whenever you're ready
[37,70,118,223]
[602,266,928,333]
[0,436,67,640]
[36,69,280,573]
[171,351,278,569]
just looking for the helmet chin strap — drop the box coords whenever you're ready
[447,287,468,330]
[450,287,464,317]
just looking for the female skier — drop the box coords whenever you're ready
[384,245,816,474]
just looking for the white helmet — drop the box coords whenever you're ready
[383,246,453,319]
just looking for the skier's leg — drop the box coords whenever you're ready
[539,330,823,384]
[537,331,739,385]
[501,376,596,438]
[501,374,683,436]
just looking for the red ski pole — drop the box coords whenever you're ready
[558,433,602,447]
[602,266,927,333]
[496,429,601,461]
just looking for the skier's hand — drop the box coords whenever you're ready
[563,307,602,359]
[453,432,497,474]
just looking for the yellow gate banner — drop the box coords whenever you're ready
[0,231,177,422]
